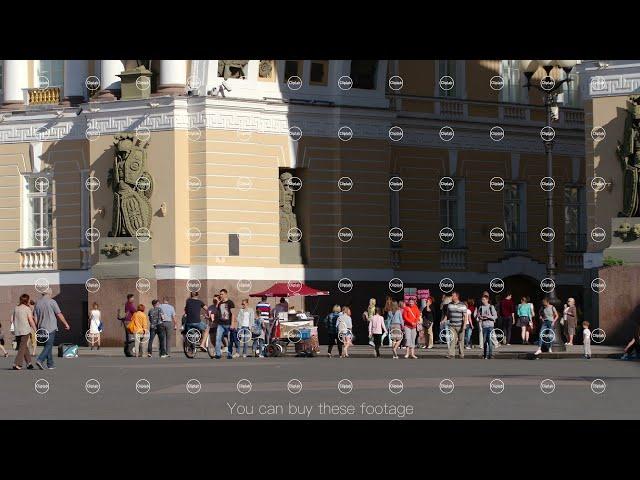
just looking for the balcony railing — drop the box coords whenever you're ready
[565,253,584,270]
[439,99,465,117]
[441,249,467,270]
[23,87,61,106]
[504,231,528,251]
[565,233,587,252]
[18,247,54,270]
[440,228,466,249]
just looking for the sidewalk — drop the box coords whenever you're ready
[72,343,624,359]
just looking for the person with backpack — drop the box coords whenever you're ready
[88,302,102,350]
[535,297,559,356]
[477,295,498,359]
[147,300,165,357]
[324,305,342,357]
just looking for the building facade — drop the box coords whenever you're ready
[0,60,589,346]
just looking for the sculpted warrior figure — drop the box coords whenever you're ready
[617,96,640,217]
[279,172,298,242]
[107,133,154,237]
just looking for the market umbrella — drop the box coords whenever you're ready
[249,282,329,298]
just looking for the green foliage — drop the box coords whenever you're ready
[603,256,624,267]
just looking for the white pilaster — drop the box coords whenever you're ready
[93,60,123,101]
[2,60,29,107]
[63,60,88,104]
[156,60,187,95]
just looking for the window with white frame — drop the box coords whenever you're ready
[37,60,64,88]
[562,71,580,108]
[440,179,465,248]
[504,182,527,250]
[23,174,53,248]
[501,60,524,104]
[437,60,458,97]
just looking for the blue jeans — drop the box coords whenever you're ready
[216,324,236,357]
[252,336,264,356]
[37,329,56,367]
[538,320,553,348]
[464,326,473,347]
[482,326,494,358]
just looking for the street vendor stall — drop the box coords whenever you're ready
[249,283,329,357]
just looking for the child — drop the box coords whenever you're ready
[582,320,591,359]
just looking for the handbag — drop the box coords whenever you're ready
[98,320,104,333]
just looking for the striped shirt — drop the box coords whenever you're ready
[445,301,467,327]
[256,302,271,320]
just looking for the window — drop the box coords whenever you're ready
[229,233,239,256]
[217,60,249,79]
[284,60,302,80]
[350,60,377,89]
[37,60,64,88]
[564,186,585,251]
[440,179,465,248]
[438,60,458,97]
[504,182,527,250]
[562,71,580,108]
[310,60,328,85]
[24,174,53,248]
[501,60,523,103]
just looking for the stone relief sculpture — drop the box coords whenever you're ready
[217,60,249,79]
[279,172,298,242]
[107,133,154,237]
[616,96,640,217]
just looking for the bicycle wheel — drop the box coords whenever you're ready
[183,339,196,359]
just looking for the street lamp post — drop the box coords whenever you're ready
[521,60,578,352]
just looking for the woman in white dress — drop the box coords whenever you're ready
[89,302,102,350]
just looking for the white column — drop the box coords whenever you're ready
[63,60,88,105]
[2,60,29,108]
[93,60,123,101]
[156,60,187,95]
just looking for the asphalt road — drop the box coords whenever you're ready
[1,355,638,420]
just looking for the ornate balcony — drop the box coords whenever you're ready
[18,247,54,270]
[441,249,467,270]
[23,87,61,106]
